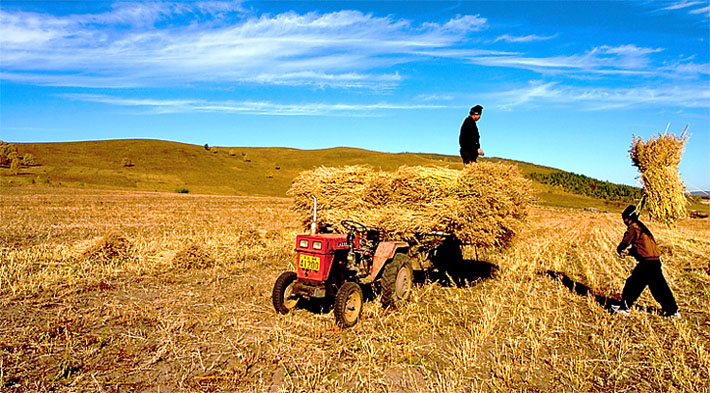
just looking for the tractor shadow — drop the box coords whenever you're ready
[421,237,499,288]
[544,270,662,315]
[422,259,499,288]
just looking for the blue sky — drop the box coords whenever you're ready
[1,1,709,190]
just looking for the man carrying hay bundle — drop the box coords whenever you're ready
[459,105,485,164]
[611,205,679,318]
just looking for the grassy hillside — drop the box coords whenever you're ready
[4,139,468,196]
[4,138,705,214]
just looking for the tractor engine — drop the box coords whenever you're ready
[346,229,381,278]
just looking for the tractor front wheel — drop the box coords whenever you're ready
[381,253,414,309]
[334,282,363,328]
[272,271,299,314]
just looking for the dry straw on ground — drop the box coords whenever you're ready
[73,231,133,261]
[171,243,215,269]
[288,163,534,249]
[630,129,689,225]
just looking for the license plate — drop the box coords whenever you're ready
[298,254,321,271]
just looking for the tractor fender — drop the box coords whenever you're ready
[368,241,409,282]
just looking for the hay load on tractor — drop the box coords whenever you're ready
[272,162,533,328]
[289,162,534,249]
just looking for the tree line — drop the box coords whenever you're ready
[1,142,36,175]
[527,171,642,202]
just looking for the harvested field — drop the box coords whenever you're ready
[1,186,709,392]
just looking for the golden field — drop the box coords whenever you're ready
[1,185,709,392]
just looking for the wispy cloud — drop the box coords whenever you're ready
[659,1,710,17]
[61,93,447,116]
[493,81,710,111]
[689,5,710,14]
[494,33,557,43]
[662,1,704,11]
[464,44,710,79]
[1,2,706,97]
[0,4,486,89]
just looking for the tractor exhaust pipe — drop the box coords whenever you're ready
[310,195,318,235]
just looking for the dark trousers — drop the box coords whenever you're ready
[621,259,678,315]
[460,149,478,164]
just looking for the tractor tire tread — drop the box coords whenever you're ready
[381,253,413,309]
[333,282,362,328]
[272,271,298,314]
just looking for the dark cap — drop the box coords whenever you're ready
[621,205,639,220]
[469,105,483,115]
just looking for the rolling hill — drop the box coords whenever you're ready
[0,138,661,211]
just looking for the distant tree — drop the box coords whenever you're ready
[0,142,18,167]
[22,153,36,166]
[9,158,21,175]
[204,144,210,150]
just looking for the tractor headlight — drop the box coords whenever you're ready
[312,241,322,250]
[298,239,309,248]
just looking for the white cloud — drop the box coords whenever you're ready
[494,81,710,111]
[0,5,486,89]
[440,15,487,32]
[463,44,705,79]
[689,5,710,14]
[662,1,704,11]
[1,2,706,95]
[494,34,557,43]
[659,1,710,17]
[61,93,447,116]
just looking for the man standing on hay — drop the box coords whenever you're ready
[459,105,485,164]
[611,205,680,318]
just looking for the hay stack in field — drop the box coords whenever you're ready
[630,130,689,225]
[74,231,133,261]
[288,163,534,249]
[172,244,214,269]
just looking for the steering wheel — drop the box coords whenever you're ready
[341,219,368,233]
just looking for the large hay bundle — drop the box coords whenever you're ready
[288,163,534,249]
[630,131,689,225]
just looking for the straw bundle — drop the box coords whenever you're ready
[74,231,133,261]
[172,243,214,269]
[288,163,534,249]
[630,130,689,225]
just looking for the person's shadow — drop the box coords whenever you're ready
[544,270,662,315]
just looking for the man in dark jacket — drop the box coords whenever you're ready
[459,105,484,164]
[611,205,679,317]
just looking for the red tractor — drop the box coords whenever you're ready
[272,216,415,328]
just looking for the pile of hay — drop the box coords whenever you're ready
[172,244,214,269]
[630,130,689,225]
[288,163,534,249]
[74,231,133,261]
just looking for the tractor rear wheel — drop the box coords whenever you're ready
[333,282,363,328]
[381,253,413,309]
[272,271,299,314]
